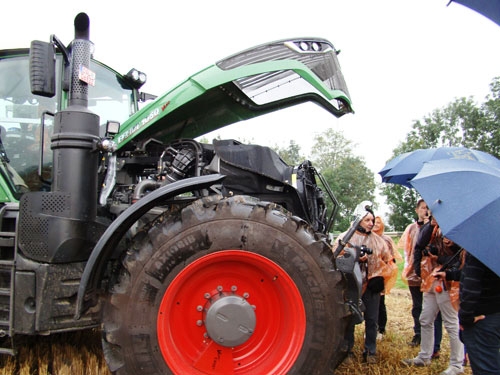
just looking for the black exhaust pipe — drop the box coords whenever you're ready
[20,13,105,262]
[52,13,99,200]
[67,13,91,108]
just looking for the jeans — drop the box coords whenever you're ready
[434,311,443,352]
[344,319,354,353]
[409,285,422,335]
[362,288,380,355]
[461,312,500,375]
[344,288,380,355]
[378,294,387,333]
[418,282,464,369]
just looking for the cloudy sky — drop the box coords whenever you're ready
[3,0,500,210]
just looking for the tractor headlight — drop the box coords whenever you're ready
[125,68,147,89]
[106,120,120,135]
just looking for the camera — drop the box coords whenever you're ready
[359,245,373,257]
[422,244,438,256]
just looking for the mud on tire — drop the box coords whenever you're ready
[102,195,349,375]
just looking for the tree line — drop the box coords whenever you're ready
[274,130,375,232]
[275,76,500,232]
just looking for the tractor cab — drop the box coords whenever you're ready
[0,49,141,196]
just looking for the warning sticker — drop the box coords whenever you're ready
[79,65,96,86]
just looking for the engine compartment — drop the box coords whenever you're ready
[104,137,333,233]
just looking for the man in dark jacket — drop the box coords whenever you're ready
[458,252,500,375]
[434,251,500,374]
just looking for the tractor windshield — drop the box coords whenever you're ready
[0,51,136,196]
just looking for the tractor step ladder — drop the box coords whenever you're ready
[0,204,18,355]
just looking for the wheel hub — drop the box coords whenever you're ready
[204,294,256,347]
[157,250,306,374]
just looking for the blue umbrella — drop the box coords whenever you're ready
[410,158,500,277]
[379,147,500,187]
[448,0,500,26]
[378,151,411,179]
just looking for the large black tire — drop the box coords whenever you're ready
[102,195,350,375]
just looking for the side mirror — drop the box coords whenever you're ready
[29,40,56,98]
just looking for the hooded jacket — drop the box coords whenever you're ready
[336,223,392,293]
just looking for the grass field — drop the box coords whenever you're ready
[395,247,407,289]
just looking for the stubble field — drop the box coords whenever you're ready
[0,246,473,375]
[0,288,472,375]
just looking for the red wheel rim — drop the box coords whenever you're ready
[157,250,306,375]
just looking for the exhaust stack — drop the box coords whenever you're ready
[20,13,104,262]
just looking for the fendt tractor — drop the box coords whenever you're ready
[0,12,363,374]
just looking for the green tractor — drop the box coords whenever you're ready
[0,12,360,374]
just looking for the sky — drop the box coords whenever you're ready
[3,0,500,213]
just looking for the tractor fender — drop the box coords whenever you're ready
[75,174,225,319]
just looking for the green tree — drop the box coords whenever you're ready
[382,77,500,230]
[274,140,304,165]
[382,183,420,230]
[310,129,376,232]
[323,156,376,231]
[310,128,352,172]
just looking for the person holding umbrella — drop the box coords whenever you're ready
[403,219,464,375]
[434,251,500,374]
[399,199,442,353]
